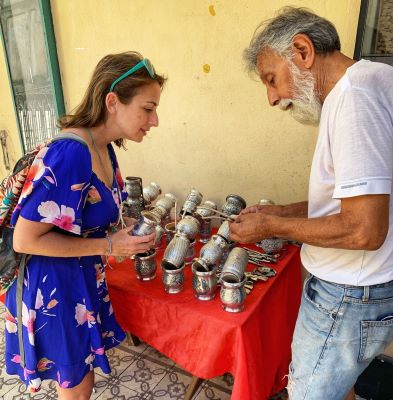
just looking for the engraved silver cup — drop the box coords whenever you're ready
[185,238,196,265]
[220,247,248,283]
[192,261,218,301]
[199,235,228,268]
[143,182,161,203]
[131,210,160,236]
[220,274,246,312]
[163,234,190,268]
[217,220,231,242]
[134,249,157,281]
[161,261,186,294]
[256,237,284,254]
[181,188,203,216]
[175,215,200,240]
[221,194,246,216]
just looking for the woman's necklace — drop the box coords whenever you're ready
[86,128,113,188]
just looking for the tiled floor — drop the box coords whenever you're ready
[0,303,287,399]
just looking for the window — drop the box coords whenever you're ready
[0,0,64,152]
[354,0,393,65]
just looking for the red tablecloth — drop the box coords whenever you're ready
[106,241,302,400]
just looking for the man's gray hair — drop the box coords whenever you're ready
[243,7,341,74]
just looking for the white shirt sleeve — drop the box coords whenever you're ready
[331,86,393,199]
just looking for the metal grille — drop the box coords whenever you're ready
[15,87,58,152]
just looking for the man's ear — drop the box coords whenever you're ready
[291,33,315,69]
[105,92,118,114]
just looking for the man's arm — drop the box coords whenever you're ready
[240,201,308,218]
[230,195,389,250]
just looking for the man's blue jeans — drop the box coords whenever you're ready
[289,274,393,400]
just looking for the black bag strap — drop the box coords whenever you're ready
[16,132,88,368]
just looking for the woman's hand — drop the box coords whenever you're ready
[110,225,156,257]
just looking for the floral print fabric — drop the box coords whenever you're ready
[5,139,127,391]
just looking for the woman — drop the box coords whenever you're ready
[5,51,166,399]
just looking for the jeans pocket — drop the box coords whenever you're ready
[303,275,340,319]
[358,316,393,362]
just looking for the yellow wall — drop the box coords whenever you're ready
[0,34,21,178]
[1,0,361,207]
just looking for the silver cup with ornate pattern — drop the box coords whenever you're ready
[221,194,246,216]
[217,220,231,242]
[192,261,218,301]
[220,274,246,312]
[195,200,217,243]
[181,188,203,216]
[131,210,160,236]
[175,215,200,241]
[143,182,161,204]
[134,249,157,281]
[199,235,228,269]
[256,237,284,254]
[161,261,186,294]
[220,247,248,283]
[162,233,190,268]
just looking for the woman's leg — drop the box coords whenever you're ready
[56,371,94,400]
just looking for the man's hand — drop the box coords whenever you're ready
[229,213,275,243]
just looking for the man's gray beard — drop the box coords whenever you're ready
[278,59,322,126]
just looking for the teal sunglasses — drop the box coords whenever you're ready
[109,59,155,92]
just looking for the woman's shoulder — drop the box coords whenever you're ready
[47,135,91,160]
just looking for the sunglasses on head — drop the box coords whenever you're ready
[109,58,155,92]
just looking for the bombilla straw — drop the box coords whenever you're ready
[201,215,236,223]
[196,206,236,222]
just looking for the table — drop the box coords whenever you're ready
[106,240,302,400]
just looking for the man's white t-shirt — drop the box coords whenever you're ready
[301,60,393,285]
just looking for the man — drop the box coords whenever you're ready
[229,7,393,400]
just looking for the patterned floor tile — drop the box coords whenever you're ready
[116,357,173,393]
[147,368,194,400]
[96,384,142,399]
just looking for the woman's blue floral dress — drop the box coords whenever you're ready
[4,139,127,391]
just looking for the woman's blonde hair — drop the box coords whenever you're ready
[58,51,166,147]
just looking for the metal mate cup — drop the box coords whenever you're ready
[125,176,143,198]
[185,238,196,265]
[220,274,247,313]
[199,219,212,243]
[143,182,161,203]
[217,220,231,242]
[181,188,203,215]
[162,234,190,268]
[199,235,228,267]
[123,197,143,219]
[134,249,157,281]
[220,247,248,283]
[176,215,200,240]
[165,222,176,245]
[256,237,284,254]
[221,194,247,216]
[192,261,218,301]
[131,210,160,236]
[161,261,186,294]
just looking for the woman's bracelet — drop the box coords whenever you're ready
[105,234,113,256]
